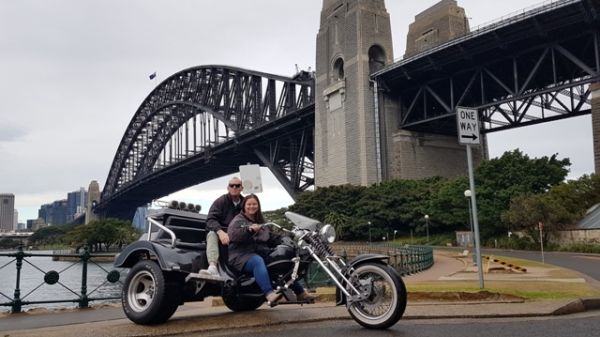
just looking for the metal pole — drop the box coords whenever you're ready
[539,222,545,264]
[13,246,24,313]
[466,197,477,265]
[80,247,89,308]
[467,144,484,288]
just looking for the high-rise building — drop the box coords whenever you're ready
[132,206,148,231]
[0,194,15,232]
[67,188,87,222]
[38,200,68,226]
[27,218,46,231]
[13,209,18,230]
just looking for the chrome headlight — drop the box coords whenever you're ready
[319,224,336,243]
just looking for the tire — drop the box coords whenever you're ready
[222,294,264,312]
[122,260,180,324]
[346,263,407,329]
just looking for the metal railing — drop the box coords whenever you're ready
[305,243,434,288]
[0,246,122,313]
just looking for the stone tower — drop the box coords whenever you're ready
[404,0,469,58]
[85,180,101,224]
[315,0,394,187]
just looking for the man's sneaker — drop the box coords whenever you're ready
[199,265,218,276]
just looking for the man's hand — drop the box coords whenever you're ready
[217,230,230,245]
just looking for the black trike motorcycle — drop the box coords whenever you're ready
[115,207,407,329]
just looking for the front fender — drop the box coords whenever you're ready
[335,254,390,306]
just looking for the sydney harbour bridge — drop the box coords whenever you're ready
[95,0,600,219]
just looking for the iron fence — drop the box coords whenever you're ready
[1,243,432,312]
[0,246,122,313]
[305,243,434,288]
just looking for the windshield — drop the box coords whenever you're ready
[284,211,321,231]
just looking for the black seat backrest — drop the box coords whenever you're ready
[159,214,207,244]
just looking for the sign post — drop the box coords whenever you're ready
[539,222,545,264]
[456,107,484,289]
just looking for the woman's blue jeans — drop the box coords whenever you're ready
[242,254,304,295]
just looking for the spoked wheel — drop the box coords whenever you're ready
[122,260,179,324]
[347,263,407,329]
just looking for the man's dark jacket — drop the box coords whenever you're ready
[206,193,243,232]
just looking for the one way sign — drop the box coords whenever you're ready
[456,107,480,145]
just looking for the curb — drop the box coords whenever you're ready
[552,297,600,316]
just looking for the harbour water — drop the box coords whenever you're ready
[0,250,124,312]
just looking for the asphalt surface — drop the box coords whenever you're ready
[1,250,599,337]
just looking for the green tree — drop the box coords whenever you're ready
[0,238,21,249]
[502,193,574,244]
[263,207,291,228]
[324,211,350,240]
[65,218,139,252]
[28,226,68,247]
[289,184,367,220]
[475,149,570,237]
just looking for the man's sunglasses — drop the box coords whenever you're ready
[229,184,242,188]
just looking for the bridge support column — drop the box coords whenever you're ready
[315,0,394,187]
[388,130,485,180]
[592,83,600,174]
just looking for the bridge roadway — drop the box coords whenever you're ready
[2,250,600,336]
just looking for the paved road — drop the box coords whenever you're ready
[483,249,600,282]
[202,311,600,337]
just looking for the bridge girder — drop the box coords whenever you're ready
[375,0,600,135]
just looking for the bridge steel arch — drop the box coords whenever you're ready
[97,65,314,219]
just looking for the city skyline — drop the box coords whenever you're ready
[1,0,594,222]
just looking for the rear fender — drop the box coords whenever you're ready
[114,240,206,273]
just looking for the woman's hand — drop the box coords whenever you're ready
[249,223,263,233]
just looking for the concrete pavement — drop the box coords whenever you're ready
[1,251,599,336]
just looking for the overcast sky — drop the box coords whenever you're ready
[0,0,593,222]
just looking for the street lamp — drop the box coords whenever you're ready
[393,230,397,241]
[424,214,430,243]
[368,221,372,243]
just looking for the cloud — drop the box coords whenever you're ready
[0,124,27,142]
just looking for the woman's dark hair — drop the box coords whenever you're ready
[241,194,265,223]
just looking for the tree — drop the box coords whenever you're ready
[0,238,21,249]
[65,218,139,252]
[324,211,350,240]
[263,208,292,228]
[289,184,367,220]
[28,226,68,247]
[475,149,570,237]
[502,193,574,244]
[502,173,600,244]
